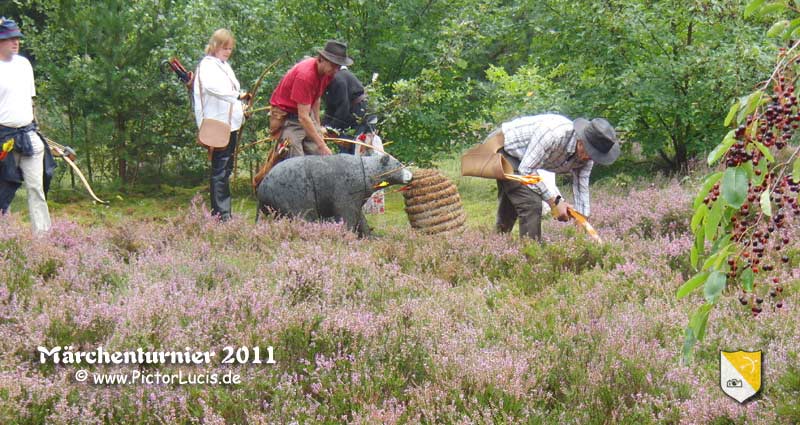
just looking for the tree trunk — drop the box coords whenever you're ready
[674,139,688,173]
[67,103,76,189]
[83,115,93,183]
[115,114,128,184]
[118,154,127,184]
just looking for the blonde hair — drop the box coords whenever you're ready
[204,28,235,55]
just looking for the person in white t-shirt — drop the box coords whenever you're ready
[193,28,249,221]
[0,17,52,233]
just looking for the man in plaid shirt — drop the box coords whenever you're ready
[487,113,620,240]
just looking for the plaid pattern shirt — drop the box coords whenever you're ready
[501,114,594,216]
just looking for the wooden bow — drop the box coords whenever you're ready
[233,58,282,181]
[45,137,108,204]
[240,57,282,124]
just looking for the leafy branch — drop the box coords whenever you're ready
[679,0,800,364]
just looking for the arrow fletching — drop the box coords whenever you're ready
[504,173,543,185]
[567,207,602,243]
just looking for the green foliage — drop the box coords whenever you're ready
[721,166,749,208]
[7,0,781,185]
[680,0,800,362]
[379,67,481,165]
[0,239,35,299]
[677,271,710,299]
[520,234,624,294]
[26,0,198,184]
[776,360,800,420]
[482,63,567,123]
[45,316,115,349]
[525,0,772,172]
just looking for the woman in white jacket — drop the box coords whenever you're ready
[193,29,248,221]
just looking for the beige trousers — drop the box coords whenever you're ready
[16,132,52,233]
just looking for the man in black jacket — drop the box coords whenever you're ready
[322,67,367,154]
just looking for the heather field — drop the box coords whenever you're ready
[1,166,799,424]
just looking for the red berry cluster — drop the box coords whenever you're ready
[708,71,799,317]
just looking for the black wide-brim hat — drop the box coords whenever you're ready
[573,117,620,165]
[0,17,24,40]
[318,40,353,67]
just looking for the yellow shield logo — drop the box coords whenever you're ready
[720,350,762,403]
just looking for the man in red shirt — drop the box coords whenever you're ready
[270,40,352,157]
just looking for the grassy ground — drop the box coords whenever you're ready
[8,154,501,232]
[1,157,798,424]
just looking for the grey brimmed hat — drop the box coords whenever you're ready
[0,17,24,40]
[573,117,620,165]
[318,40,353,66]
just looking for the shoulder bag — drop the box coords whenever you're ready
[460,130,513,179]
[196,62,234,149]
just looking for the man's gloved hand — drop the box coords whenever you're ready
[550,196,571,222]
[239,91,253,102]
